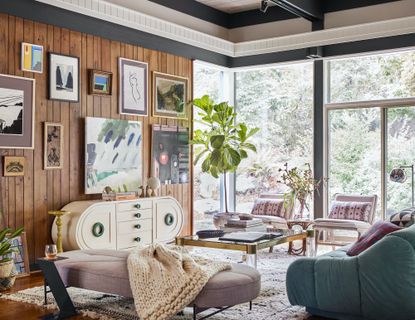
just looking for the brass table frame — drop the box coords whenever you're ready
[176,231,309,268]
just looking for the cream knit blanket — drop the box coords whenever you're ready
[127,243,231,320]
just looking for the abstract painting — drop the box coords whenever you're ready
[85,117,143,194]
[0,74,35,149]
[4,156,25,177]
[5,232,30,277]
[44,122,63,169]
[119,57,148,116]
[152,125,189,184]
[21,42,43,73]
[89,69,112,95]
[48,53,79,102]
[152,72,188,119]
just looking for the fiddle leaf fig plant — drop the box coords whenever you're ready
[0,226,24,263]
[192,95,259,212]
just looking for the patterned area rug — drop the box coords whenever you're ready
[0,247,309,320]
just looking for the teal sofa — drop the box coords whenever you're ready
[286,225,415,320]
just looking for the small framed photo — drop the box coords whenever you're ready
[6,231,30,277]
[119,57,148,116]
[4,156,25,177]
[21,42,43,73]
[0,74,35,149]
[44,122,63,170]
[88,69,112,95]
[48,53,79,102]
[152,72,188,119]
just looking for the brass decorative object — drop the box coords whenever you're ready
[49,210,68,253]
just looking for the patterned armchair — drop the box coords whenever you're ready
[314,194,378,250]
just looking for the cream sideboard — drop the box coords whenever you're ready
[51,196,184,251]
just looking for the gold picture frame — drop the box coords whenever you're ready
[88,69,112,95]
[44,122,63,170]
[4,156,25,177]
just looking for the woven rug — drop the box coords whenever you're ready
[0,247,309,320]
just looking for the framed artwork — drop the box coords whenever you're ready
[48,53,79,102]
[5,231,30,277]
[152,72,188,119]
[4,156,25,177]
[85,117,143,194]
[21,42,43,73]
[44,122,63,170]
[88,69,112,95]
[119,57,148,116]
[152,125,189,184]
[0,74,35,149]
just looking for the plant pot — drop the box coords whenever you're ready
[0,260,13,278]
[0,265,17,291]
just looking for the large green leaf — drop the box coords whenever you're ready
[0,228,11,243]
[242,142,257,152]
[9,227,24,239]
[210,135,225,149]
[210,149,221,166]
[224,147,241,167]
[201,156,211,172]
[194,149,208,165]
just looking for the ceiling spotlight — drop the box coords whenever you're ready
[260,0,269,13]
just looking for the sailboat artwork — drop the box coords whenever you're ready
[48,53,79,102]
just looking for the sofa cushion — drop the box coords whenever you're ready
[328,201,372,222]
[251,198,289,219]
[346,221,401,256]
[389,208,415,227]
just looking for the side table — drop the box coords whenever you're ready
[286,220,314,256]
[37,257,78,319]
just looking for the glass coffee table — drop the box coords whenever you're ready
[176,230,309,268]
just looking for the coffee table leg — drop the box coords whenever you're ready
[246,253,257,269]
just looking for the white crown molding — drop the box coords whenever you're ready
[36,0,415,58]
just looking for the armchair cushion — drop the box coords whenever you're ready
[328,201,372,222]
[346,221,401,256]
[314,218,371,231]
[251,198,289,219]
[389,207,415,227]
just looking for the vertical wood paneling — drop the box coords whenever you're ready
[0,13,193,264]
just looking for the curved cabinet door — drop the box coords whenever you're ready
[77,203,116,249]
[154,199,183,243]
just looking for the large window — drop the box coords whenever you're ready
[235,62,314,214]
[326,50,415,219]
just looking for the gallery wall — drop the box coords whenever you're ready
[0,13,193,265]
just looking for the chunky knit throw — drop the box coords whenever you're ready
[127,244,231,320]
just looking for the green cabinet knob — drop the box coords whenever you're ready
[92,222,104,237]
[135,224,141,229]
[165,213,174,226]
[134,237,141,242]
[134,203,141,209]
[134,213,141,218]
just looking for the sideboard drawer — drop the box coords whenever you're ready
[116,209,152,222]
[117,231,152,249]
[117,219,152,235]
[116,200,152,212]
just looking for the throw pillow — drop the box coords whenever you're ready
[346,221,401,256]
[328,201,372,222]
[251,198,289,219]
[389,208,415,227]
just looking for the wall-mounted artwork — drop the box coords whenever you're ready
[88,69,112,95]
[119,58,148,116]
[152,125,189,184]
[5,232,30,277]
[0,74,35,149]
[85,117,143,194]
[152,72,188,119]
[4,156,25,177]
[21,42,43,73]
[48,53,79,102]
[44,122,63,170]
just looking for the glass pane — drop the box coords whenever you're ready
[235,62,314,215]
[328,108,381,218]
[193,63,222,232]
[329,50,415,103]
[386,107,415,217]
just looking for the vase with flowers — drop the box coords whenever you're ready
[278,163,322,219]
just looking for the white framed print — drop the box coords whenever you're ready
[48,53,79,102]
[119,57,148,116]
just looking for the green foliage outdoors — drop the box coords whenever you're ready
[0,227,24,264]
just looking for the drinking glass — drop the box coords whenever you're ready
[45,244,58,260]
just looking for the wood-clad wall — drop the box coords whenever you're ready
[0,13,193,265]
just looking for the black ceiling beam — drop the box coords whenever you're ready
[269,0,323,21]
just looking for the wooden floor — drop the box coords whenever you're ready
[0,273,330,320]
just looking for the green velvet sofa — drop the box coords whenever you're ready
[286,225,415,320]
